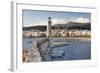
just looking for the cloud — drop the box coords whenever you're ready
[24,17,90,27]
[27,19,68,26]
[71,17,90,23]
[33,19,68,26]
[23,24,34,27]
[36,17,90,26]
[52,19,68,24]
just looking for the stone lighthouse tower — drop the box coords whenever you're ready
[47,17,52,38]
[47,17,52,54]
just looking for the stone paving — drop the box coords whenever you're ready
[29,42,42,62]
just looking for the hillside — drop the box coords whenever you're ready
[23,22,91,31]
[52,22,91,30]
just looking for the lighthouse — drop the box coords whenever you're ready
[47,17,52,38]
[47,17,53,54]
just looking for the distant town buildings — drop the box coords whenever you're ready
[23,30,47,37]
[23,29,91,38]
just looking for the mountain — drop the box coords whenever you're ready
[23,22,91,31]
[23,26,47,31]
[52,22,91,30]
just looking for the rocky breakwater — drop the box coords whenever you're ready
[23,41,42,62]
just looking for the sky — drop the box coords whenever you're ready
[23,10,91,27]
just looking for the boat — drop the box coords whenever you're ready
[27,41,32,43]
[50,50,65,58]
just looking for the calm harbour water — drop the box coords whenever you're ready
[23,38,91,61]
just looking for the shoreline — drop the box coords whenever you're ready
[23,37,91,41]
[51,37,91,42]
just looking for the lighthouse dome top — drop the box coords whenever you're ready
[48,17,51,19]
